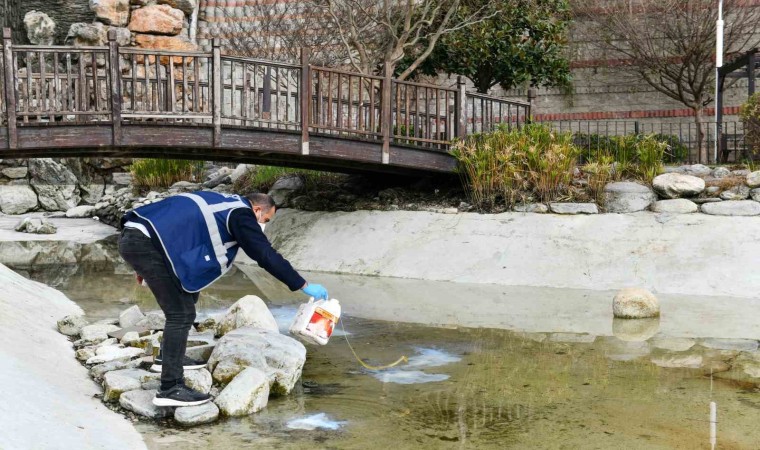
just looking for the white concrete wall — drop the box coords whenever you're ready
[248,209,760,299]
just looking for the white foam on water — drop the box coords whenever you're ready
[371,370,450,384]
[286,413,347,431]
[405,347,462,368]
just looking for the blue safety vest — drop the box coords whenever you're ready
[126,191,252,293]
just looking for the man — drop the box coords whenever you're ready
[118,191,328,407]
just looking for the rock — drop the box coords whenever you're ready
[733,169,751,177]
[14,217,57,234]
[135,311,166,330]
[76,348,96,361]
[134,34,198,65]
[215,295,279,337]
[751,188,760,202]
[108,326,152,340]
[214,367,270,417]
[183,368,213,394]
[119,390,172,419]
[712,167,731,178]
[111,172,132,187]
[65,22,107,46]
[86,347,143,365]
[682,164,712,177]
[268,175,304,207]
[195,316,217,333]
[90,358,142,379]
[207,327,306,394]
[158,0,197,15]
[719,185,750,200]
[612,288,659,319]
[65,205,96,218]
[2,167,28,179]
[57,314,88,337]
[96,338,119,348]
[692,197,722,204]
[103,369,150,402]
[108,26,132,46]
[129,4,184,35]
[651,199,698,214]
[651,354,703,369]
[203,173,231,189]
[0,185,38,214]
[120,331,140,345]
[91,0,131,26]
[611,318,660,341]
[174,401,219,426]
[29,159,80,212]
[701,338,759,352]
[119,305,145,328]
[701,200,760,216]
[747,171,760,188]
[706,186,721,195]
[229,164,252,183]
[650,338,696,352]
[205,166,233,181]
[79,183,106,205]
[652,173,705,199]
[169,181,200,192]
[548,203,598,215]
[603,182,656,213]
[24,11,56,46]
[513,203,548,213]
[80,324,120,342]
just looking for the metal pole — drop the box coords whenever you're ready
[715,0,724,163]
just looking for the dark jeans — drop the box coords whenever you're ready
[118,228,199,391]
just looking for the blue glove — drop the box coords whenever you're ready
[302,283,328,300]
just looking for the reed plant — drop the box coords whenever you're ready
[130,158,204,188]
[451,124,579,210]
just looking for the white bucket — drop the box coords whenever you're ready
[289,298,341,346]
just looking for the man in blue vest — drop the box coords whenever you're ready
[118,191,328,407]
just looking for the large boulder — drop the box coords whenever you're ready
[29,159,80,212]
[158,0,198,15]
[712,167,731,179]
[134,34,198,65]
[612,288,660,319]
[651,199,698,214]
[207,327,306,394]
[90,0,131,26]
[268,175,305,207]
[747,170,760,188]
[128,5,184,35]
[719,185,750,201]
[0,185,38,214]
[23,11,55,46]
[14,217,57,234]
[603,182,656,213]
[57,314,89,336]
[215,295,279,337]
[119,389,172,418]
[652,173,705,199]
[213,367,270,417]
[65,22,107,46]
[701,200,760,216]
[174,402,219,426]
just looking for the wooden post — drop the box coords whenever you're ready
[107,29,122,146]
[262,66,271,120]
[381,64,392,164]
[211,38,222,147]
[455,76,467,139]
[2,28,16,149]
[300,48,310,155]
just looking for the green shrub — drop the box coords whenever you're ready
[451,124,579,210]
[574,132,687,165]
[740,92,760,157]
[130,159,204,188]
[232,165,343,194]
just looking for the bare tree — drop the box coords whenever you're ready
[573,0,760,162]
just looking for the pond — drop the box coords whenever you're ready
[27,265,760,449]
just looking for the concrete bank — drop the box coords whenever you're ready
[242,209,760,299]
[0,263,146,450]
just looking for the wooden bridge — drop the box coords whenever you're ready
[0,28,532,175]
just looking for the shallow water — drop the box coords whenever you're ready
[28,266,760,449]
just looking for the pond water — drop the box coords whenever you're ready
[27,266,760,449]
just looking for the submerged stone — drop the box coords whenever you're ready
[286,413,347,431]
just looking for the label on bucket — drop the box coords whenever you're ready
[305,307,336,339]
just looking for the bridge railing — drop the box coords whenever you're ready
[0,28,534,164]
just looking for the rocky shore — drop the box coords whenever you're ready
[56,295,308,427]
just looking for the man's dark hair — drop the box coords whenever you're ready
[245,193,276,210]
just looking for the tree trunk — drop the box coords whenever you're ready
[694,107,706,164]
